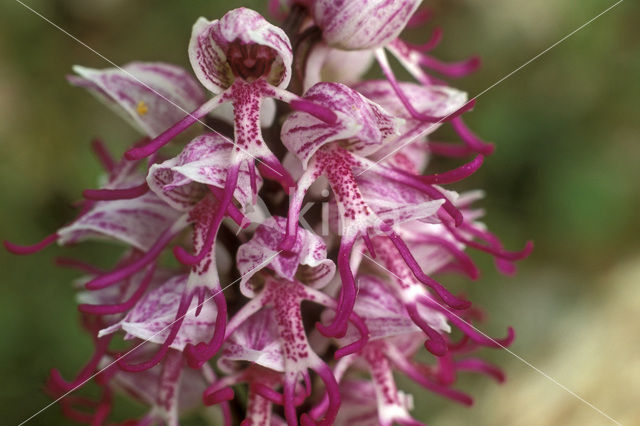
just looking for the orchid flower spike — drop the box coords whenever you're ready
[7,2,532,424]
[281,82,471,338]
[295,0,484,145]
[121,8,348,267]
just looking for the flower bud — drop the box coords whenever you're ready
[310,0,422,50]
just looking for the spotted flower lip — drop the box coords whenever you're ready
[309,0,423,50]
[236,216,336,297]
[69,62,206,138]
[280,82,471,339]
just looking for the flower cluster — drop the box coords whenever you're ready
[7,2,531,425]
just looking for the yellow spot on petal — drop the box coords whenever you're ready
[136,100,148,116]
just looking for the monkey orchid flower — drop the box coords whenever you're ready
[209,294,347,426]
[3,59,210,257]
[92,196,232,372]
[186,217,367,368]
[281,82,471,338]
[309,275,466,425]
[123,8,342,267]
[195,218,369,425]
[298,0,481,128]
[312,274,506,425]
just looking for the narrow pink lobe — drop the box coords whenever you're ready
[388,345,473,406]
[376,48,476,123]
[384,230,471,309]
[85,218,185,290]
[419,54,481,78]
[184,287,228,368]
[451,117,495,155]
[4,232,59,255]
[174,165,239,266]
[403,27,443,52]
[420,155,484,185]
[91,138,115,172]
[419,295,515,349]
[78,264,155,315]
[83,182,149,201]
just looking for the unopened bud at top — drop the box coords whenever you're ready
[309,0,422,50]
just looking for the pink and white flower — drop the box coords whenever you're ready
[5,3,532,425]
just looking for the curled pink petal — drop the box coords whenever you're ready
[174,165,240,266]
[83,182,149,201]
[203,387,235,405]
[289,99,338,125]
[78,264,155,315]
[334,313,370,359]
[421,297,515,349]
[85,217,187,290]
[385,230,471,310]
[419,54,481,78]
[4,232,59,255]
[451,117,495,155]
[184,288,228,368]
[116,291,192,372]
[403,27,443,52]
[91,138,115,172]
[455,358,506,383]
[316,238,356,338]
[420,155,484,185]
[405,303,447,356]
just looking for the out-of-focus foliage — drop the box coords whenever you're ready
[1,0,637,424]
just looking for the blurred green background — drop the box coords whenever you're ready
[1,0,638,424]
